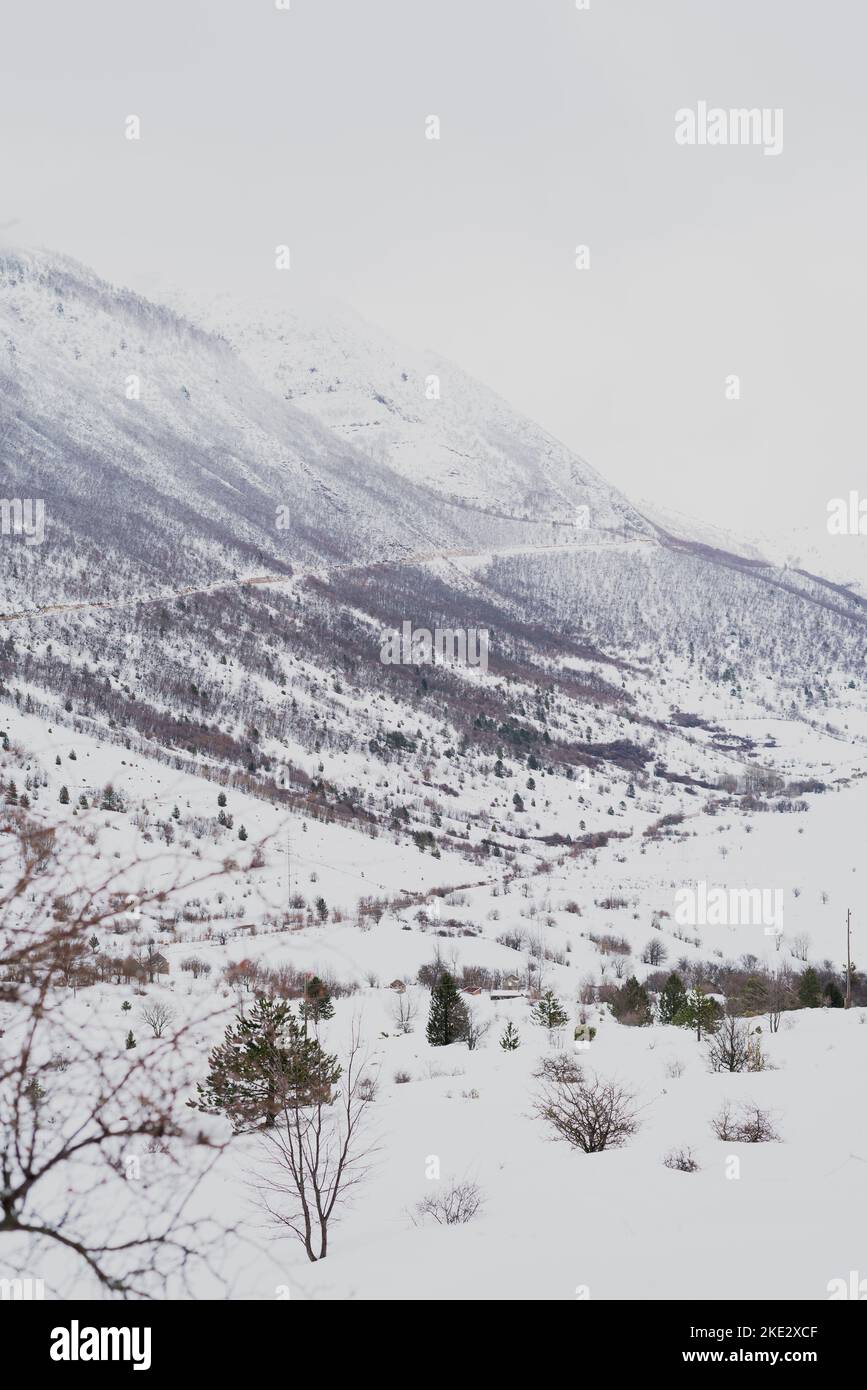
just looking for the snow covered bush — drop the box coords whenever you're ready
[711,1102,780,1143]
[663,1147,700,1173]
[413,1179,485,1226]
[534,1064,640,1153]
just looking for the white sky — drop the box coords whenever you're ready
[1,0,864,545]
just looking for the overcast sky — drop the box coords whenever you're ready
[2,0,864,547]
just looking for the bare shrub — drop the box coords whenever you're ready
[390,990,418,1035]
[705,1015,768,1073]
[462,1010,491,1051]
[711,1101,780,1143]
[663,1147,700,1172]
[534,1066,640,1153]
[413,1179,484,1226]
[665,1058,686,1079]
[357,1075,378,1103]
[393,1069,412,1084]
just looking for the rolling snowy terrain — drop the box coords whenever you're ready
[1,248,866,1302]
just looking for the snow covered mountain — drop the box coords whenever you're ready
[4,247,867,1308]
[167,287,652,538]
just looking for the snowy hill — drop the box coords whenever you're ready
[3,247,867,1306]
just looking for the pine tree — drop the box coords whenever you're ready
[191,997,341,1132]
[531,989,569,1030]
[426,972,469,1046]
[798,967,822,1009]
[6,780,17,805]
[500,1020,521,1051]
[673,988,722,1040]
[657,972,688,1024]
[823,979,844,1009]
[300,976,335,1024]
[125,1030,136,1049]
[59,785,69,805]
[612,976,653,1026]
[238,824,248,841]
[217,792,227,808]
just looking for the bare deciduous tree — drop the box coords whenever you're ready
[141,1002,176,1038]
[390,988,418,1035]
[255,1021,376,1261]
[0,813,257,1296]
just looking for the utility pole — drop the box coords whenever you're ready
[846,908,852,1009]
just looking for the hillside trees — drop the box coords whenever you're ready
[192,997,341,1132]
[611,976,652,1026]
[255,1021,376,1262]
[531,989,569,1031]
[798,967,822,1009]
[657,972,688,1024]
[673,988,723,1040]
[426,971,469,1046]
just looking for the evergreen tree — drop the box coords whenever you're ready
[531,989,569,1030]
[798,967,822,1008]
[217,792,227,808]
[238,824,248,841]
[673,988,722,1040]
[300,976,335,1024]
[58,785,70,805]
[499,1020,521,1051]
[125,1030,136,1049]
[823,979,844,1009]
[657,972,688,1025]
[612,976,653,1026]
[191,997,341,1132]
[426,972,469,1046]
